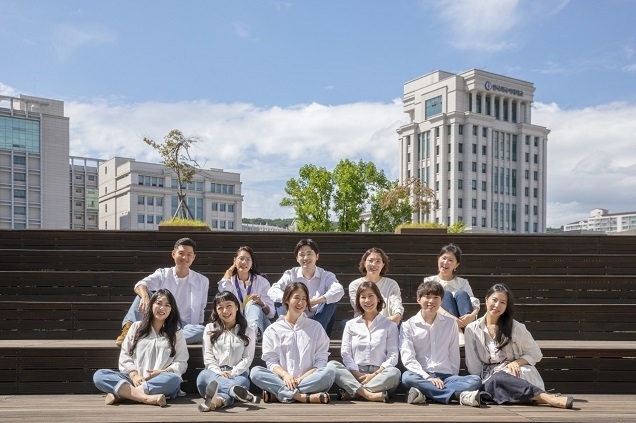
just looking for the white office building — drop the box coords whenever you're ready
[397,69,550,233]
[564,208,636,234]
[98,157,243,230]
[0,94,70,229]
[69,156,102,230]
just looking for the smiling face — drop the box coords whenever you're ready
[215,299,238,327]
[152,294,172,324]
[358,287,379,315]
[172,244,196,272]
[234,249,253,275]
[296,245,318,271]
[285,287,308,319]
[485,291,508,321]
[417,293,442,317]
[364,252,385,279]
[437,251,459,280]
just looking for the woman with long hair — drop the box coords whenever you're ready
[218,246,274,337]
[93,289,188,407]
[329,281,400,402]
[197,291,258,411]
[348,248,404,325]
[424,243,479,346]
[250,282,335,404]
[464,283,574,409]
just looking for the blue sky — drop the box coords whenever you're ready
[1,0,635,227]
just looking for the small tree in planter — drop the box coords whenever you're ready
[144,129,200,221]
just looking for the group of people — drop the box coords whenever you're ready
[93,237,574,411]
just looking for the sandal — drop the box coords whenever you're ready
[319,392,330,404]
[262,390,277,403]
[337,389,352,401]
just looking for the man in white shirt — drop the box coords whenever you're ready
[115,238,210,346]
[400,280,483,407]
[268,239,344,336]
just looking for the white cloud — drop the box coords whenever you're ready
[0,82,19,97]
[52,23,118,60]
[534,101,636,227]
[622,63,636,72]
[66,98,407,218]
[232,22,259,42]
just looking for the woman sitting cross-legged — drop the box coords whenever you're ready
[93,289,188,407]
[328,281,400,402]
[464,283,575,409]
[196,291,258,412]
[250,282,335,404]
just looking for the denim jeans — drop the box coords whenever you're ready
[93,368,182,399]
[122,294,204,344]
[442,290,473,318]
[244,302,271,336]
[402,371,482,404]
[327,361,401,396]
[275,302,337,336]
[196,367,251,408]
[249,366,335,403]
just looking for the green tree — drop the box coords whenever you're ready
[280,164,334,231]
[144,129,200,220]
[332,159,388,232]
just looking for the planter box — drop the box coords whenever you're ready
[394,227,447,234]
[158,225,211,232]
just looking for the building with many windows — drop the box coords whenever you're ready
[69,156,102,229]
[397,69,550,233]
[564,208,636,234]
[98,157,242,230]
[0,94,70,229]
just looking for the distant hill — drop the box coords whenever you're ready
[242,218,294,229]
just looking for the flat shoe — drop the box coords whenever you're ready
[104,393,119,405]
[382,391,389,403]
[565,396,574,409]
[198,381,219,412]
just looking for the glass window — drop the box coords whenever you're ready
[228,204,234,213]
[482,146,487,155]
[220,203,226,212]
[147,215,154,224]
[147,197,154,206]
[138,175,144,185]
[458,143,463,153]
[481,181,486,191]
[228,221,234,230]
[458,125,463,135]
[210,183,216,192]
[425,96,442,119]
[472,199,477,209]
[138,195,144,205]
[211,220,218,229]
[482,199,486,210]
[458,179,463,189]
[15,206,26,215]
[220,220,226,229]
[158,178,164,187]
[172,178,178,189]
[14,189,26,198]
[222,184,228,194]
[458,161,463,171]
[14,155,27,165]
[138,214,144,223]
[458,199,463,208]
[472,180,477,190]
[482,127,487,137]
[196,182,203,191]
[157,197,163,207]
[211,202,218,211]
[472,162,477,172]
[14,172,26,182]
[228,185,234,194]
[482,163,487,173]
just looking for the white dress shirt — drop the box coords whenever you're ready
[268,266,344,317]
[135,267,209,325]
[218,273,275,319]
[348,277,404,318]
[202,322,257,377]
[119,321,189,378]
[261,312,331,377]
[400,311,460,378]
[341,313,399,372]
[424,275,480,310]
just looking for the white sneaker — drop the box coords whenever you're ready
[177,389,186,397]
[230,385,258,403]
[458,332,465,347]
[459,390,482,407]
[406,387,426,404]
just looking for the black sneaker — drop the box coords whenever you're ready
[230,385,258,403]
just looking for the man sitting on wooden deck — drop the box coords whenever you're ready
[115,237,210,346]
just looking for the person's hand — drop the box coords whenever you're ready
[505,361,521,377]
[131,373,145,387]
[145,368,170,380]
[358,372,376,385]
[137,296,150,313]
[251,294,264,307]
[281,372,297,390]
[457,313,474,328]
[220,370,233,378]
[223,264,236,280]
[389,314,402,325]
[427,377,445,389]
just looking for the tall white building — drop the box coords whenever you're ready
[564,208,636,234]
[0,94,69,229]
[98,157,243,230]
[397,69,550,233]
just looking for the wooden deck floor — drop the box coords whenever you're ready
[1,394,635,423]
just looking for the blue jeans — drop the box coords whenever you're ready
[249,366,335,403]
[196,367,251,408]
[93,368,182,399]
[122,295,204,344]
[275,302,337,336]
[402,371,482,404]
[442,290,473,318]
[244,302,271,336]
[327,361,401,396]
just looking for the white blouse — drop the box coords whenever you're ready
[341,313,399,371]
[423,274,480,310]
[261,312,330,377]
[119,321,189,378]
[218,273,276,319]
[348,277,404,318]
[202,322,257,377]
